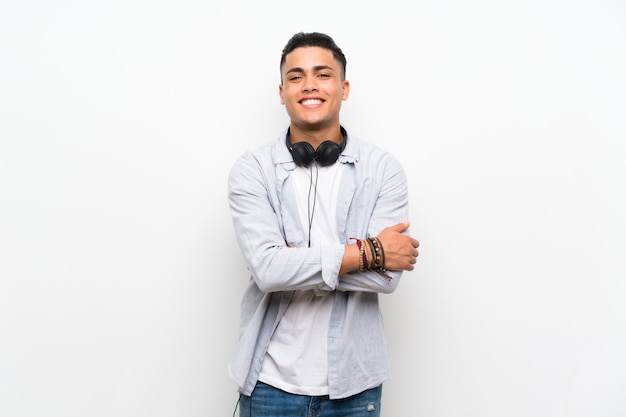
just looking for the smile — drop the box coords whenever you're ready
[300,99,324,105]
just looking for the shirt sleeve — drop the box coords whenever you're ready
[335,150,410,294]
[228,150,345,293]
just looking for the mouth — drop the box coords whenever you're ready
[300,98,324,106]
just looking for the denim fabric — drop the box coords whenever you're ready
[239,382,382,417]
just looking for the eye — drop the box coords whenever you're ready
[318,73,331,78]
[288,75,302,81]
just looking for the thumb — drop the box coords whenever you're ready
[390,221,410,233]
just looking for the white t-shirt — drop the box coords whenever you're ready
[258,162,344,396]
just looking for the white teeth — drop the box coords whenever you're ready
[302,99,322,105]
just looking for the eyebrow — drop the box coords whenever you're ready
[285,65,335,76]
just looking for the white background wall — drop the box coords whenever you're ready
[1,1,625,416]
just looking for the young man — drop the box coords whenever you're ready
[227,32,420,417]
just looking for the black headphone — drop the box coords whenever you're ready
[287,126,347,167]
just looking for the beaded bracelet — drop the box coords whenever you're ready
[351,237,386,271]
[367,237,386,269]
[350,237,392,280]
[354,238,366,271]
[365,237,379,268]
[375,237,386,267]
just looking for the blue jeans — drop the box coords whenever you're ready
[238,382,382,417]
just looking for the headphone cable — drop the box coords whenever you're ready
[307,163,319,248]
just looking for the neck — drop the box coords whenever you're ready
[288,124,344,148]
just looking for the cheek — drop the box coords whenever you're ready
[281,87,297,105]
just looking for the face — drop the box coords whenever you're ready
[279,46,350,132]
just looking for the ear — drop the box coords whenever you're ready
[279,83,285,105]
[341,80,350,101]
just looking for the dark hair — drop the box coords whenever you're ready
[280,32,347,82]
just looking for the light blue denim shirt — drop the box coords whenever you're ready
[227,128,411,399]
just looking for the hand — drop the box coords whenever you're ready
[376,222,420,271]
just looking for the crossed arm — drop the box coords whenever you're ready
[339,221,420,275]
[228,149,420,294]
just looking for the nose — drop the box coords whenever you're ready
[302,77,318,93]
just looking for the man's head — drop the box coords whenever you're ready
[279,32,350,138]
[280,32,347,83]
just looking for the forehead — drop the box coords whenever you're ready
[282,46,338,72]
